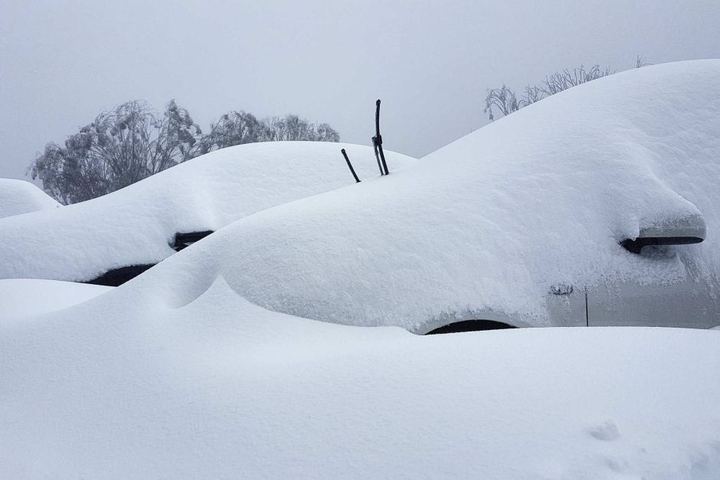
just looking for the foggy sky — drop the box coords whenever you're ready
[2,0,720,180]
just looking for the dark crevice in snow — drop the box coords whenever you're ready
[83,230,216,286]
[425,320,516,335]
[85,264,156,287]
[172,230,214,251]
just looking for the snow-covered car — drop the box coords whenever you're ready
[114,60,720,332]
[0,142,415,285]
[0,178,60,219]
[2,61,720,480]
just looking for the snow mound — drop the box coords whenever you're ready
[0,279,111,323]
[1,277,719,479]
[0,142,415,282]
[117,60,720,330]
[0,178,60,219]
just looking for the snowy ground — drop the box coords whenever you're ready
[0,279,111,323]
[1,278,719,479]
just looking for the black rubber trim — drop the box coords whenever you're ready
[83,230,215,286]
[172,230,214,251]
[85,264,156,287]
[620,236,703,254]
[426,320,515,335]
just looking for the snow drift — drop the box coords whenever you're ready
[0,178,60,218]
[1,275,719,479]
[0,279,110,323]
[112,60,720,331]
[0,142,414,282]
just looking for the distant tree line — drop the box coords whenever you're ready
[29,100,339,204]
[484,56,648,121]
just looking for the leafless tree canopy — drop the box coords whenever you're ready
[196,112,339,155]
[29,100,201,204]
[261,115,339,142]
[484,60,647,121]
[483,85,520,121]
[29,101,339,203]
[194,111,264,156]
[542,65,613,96]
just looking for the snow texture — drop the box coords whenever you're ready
[0,142,414,281]
[0,279,111,323]
[104,60,720,332]
[0,178,60,219]
[1,276,719,479]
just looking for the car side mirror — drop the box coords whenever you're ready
[621,213,706,254]
[620,214,706,253]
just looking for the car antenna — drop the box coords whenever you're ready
[341,148,361,183]
[373,99,390,175]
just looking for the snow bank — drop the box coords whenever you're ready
[109,60,720,331]
[0,279,111,323]
[0,142,414,282]
[0,178,60,218]
[1,277,719,479]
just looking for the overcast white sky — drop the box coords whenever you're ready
[1,0,719,180]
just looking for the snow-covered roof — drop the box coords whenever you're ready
[0,142,415,282]
[0,178,60,219]
[118,60,720,331]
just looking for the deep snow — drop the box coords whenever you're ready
[2,61,720,479]
[0,277,719,480]
[0,178,60,218]
[0,279,110,322]
[0,142,414,282]
[90,60,720,331]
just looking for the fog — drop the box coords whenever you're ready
[1,0,719,179]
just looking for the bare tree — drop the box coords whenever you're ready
[484,61,627,121]
[195,111,264,155]
[314,123,340,142]
[483,85,521,121]
[153,99,203,170]
[541,65,613,96]
[260,115,339,142]
[196,112,340,154]
[30,101,341,203]
[30,100,202,203]
[635,55,650,68]
[521,85,545,106]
